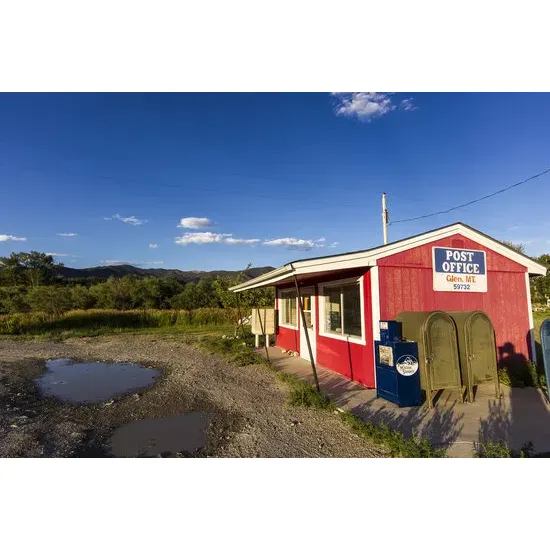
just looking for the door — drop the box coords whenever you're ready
[299,289,316,361]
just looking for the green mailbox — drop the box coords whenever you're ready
[447,311,500,403]
[395,311,463,408]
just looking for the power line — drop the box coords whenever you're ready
[390,166,550,225]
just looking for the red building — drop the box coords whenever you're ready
[230,223,547,389]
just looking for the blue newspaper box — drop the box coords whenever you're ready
[379,320,402,344]
[375,321,421,407]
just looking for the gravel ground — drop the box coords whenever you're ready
[0,334,387,458]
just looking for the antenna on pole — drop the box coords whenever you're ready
[382,192,388,244]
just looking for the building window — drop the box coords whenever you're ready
[322,282,362,338]
[280,290,297,327]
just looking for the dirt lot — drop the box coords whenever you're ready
[0,334,387,457]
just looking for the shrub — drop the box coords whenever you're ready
[498,360,540,388]
[0,308,237,335]
[474,440,535,458]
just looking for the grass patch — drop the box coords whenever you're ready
[474,440,535,458]
[0,308,236,338]
[339,410,445,457]
[193,333,267,368]
[498,360,540,388]
[276,372,334,409]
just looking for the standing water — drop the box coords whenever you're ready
[35,358,160,404]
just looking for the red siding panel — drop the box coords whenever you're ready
[274,269,376,388]
[378,233,531,362]
[276,325,300,352]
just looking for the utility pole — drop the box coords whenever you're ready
[382,192,388,245]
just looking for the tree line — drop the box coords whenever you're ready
[0,252,274,315]
[500,241,550,305]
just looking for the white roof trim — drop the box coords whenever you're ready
[230,223,547,292]
[229,265,293,292]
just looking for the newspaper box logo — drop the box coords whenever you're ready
[432,247,487,293]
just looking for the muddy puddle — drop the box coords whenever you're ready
[35,358,160,404]
[109,412,210,457]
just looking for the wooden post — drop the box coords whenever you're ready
[293,273,320,393]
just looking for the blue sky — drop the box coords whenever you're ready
[1,92,549,271]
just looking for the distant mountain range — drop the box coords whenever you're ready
[59,264,274,283]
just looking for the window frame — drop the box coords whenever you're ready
[318,276,366,344]
[278,287,298,329]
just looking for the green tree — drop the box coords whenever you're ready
[170,282,200,310]
[0,286,30,313]
[500,240,526,255]
[27,286,72,316]
[70,285,96,310]
[0,252,62,287]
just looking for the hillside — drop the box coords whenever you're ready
[58,264,274,283]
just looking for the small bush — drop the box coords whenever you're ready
[0,308,237,336]
[339,411,444,458]
[498,360,540,388]
[474,440,535,458]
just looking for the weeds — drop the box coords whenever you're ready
[339,411,444,457]
[0,308,236,336]
[474,440,535,458]
[498,360,541,388]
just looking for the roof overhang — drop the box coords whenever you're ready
[230,222,547,293]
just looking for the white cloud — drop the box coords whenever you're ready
[149,243,159,248]
[263,237,325,251]
[225,237,261,245]
[400,98,417,111]
[177,217,213,229]
[104,214,147,226]
[175,232,231,245]
[328,242,339,248]
[174,232,325,248]
[45,252,69,257]
[56,232,78,237]
[100,260,127,266]
[100,260,164,266]
[0,234,26,242]
[332,92,416,122]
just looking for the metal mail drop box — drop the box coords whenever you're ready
[375,323,421,408]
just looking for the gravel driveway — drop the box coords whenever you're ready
[0,334,387,457]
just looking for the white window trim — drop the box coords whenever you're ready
[277,288,298,330]
[318,276,366,345]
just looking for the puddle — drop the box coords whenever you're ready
[35,358,160,404]
[109,412,210,457]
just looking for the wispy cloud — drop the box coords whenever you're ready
[175,232,328,250]
[328,242,338,248]
[56,232,78,237]
[331,92,416,122]
[263,237,326,251]
[175,232,231,245]
[100,260,164,266]
[149,243,159,249]
[225,237,261,245]
[104,214,147,226]
[0,234,26,242]
[400,98,417,112]
[177,217,213,229]
[45,252,69,257]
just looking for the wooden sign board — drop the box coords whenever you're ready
[251,308,275,335]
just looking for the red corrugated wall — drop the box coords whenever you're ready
[377,234,531,363]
